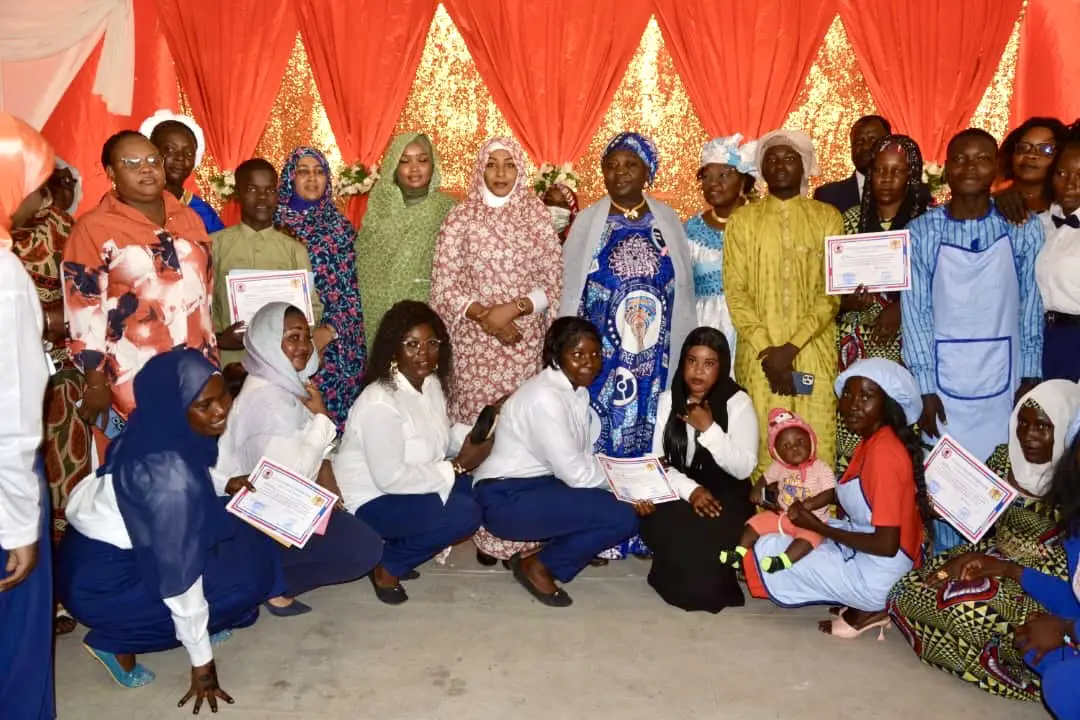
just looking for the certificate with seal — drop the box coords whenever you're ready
[825,229,911,295]
[597,455,679,504]
[226,269,314,325]
[226,457,337,548]
[923,435,1018,544]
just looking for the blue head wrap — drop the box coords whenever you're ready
[603,132,659,185]
[701,134,759,177]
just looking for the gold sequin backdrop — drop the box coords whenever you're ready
[189,6,1021,219]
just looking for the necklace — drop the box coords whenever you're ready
[611,198,647,220]
[708,209,729,225]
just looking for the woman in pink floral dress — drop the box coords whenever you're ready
[430,137,562,563]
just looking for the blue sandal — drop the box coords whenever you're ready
[210,629,232,646]
[83,644,156,689]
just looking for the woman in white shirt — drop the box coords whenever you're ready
[636,327,759,612]
[216,303,383,615]
[473,318,640,607]
[58,349,280,709]
[335,301,488,605]
[1038,127,1080,382]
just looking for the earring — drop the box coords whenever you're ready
[390,359,398,374]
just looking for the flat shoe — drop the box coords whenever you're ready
[403,569,420,581]
[262,599,313,617]
[508,552,572,608]
[369,574,409,605]
[476,550,499,567]
[83,644,155,689]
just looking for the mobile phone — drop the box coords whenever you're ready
[763,484,780,507]
[792,371,815,395]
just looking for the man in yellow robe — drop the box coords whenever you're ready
[723,130,842,474]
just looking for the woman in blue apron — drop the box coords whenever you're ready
[743,358,935,638]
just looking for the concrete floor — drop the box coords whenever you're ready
[56,546,1048,720]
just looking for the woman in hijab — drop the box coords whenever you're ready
[141,111,224,234]
[58,349,281,710]
[835,134,927,474]
[216,302,383,615]
[356,133,456,344]
[561,131,696,559]
[541,182,579,245]
[0,111,58,720]
[46,158,81,216]
[888,379,1080,703]
[276,147,366,431]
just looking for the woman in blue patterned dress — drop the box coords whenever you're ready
[275,148,366,431]
[561,132,696,558]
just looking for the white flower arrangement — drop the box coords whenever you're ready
[335,162,379,197]
[921,162,946,201]
[209,170,236,200]
[533,162,580,194]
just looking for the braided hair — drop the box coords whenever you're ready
[881,396,935,542]
[856,134,926,234]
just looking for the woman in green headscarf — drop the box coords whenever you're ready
[356,133,457,345]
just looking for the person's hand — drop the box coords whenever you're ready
[78,378,112,427]
[494,321,523,346]
[1015,378,1040,406]
[840,285,873,312]
[216,321,247,351]
[178,661,233,714]
[759,344,798,395]
[42,302,66,344]
[0,542,39,592]
[924,552,1018,587]
[491,393,512,411]
[477,302,520,336]
[315,461,346,511]
[312,325,336,353]
[919,394,947,439]
[749,481,765,506]
[632,500,655,517]
[224,476,255,496]
[678,400,714,433]
[786,500,822,531]
[1016,614,1073,664]
[453,435,494,473]
[688,487,722,518]
[871,301,901,346]
[993,186,1030,225]
[301,382,328,417]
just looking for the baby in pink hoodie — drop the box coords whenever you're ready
[719,407,837,572]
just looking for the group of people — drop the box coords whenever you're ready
[2,102,1080,718]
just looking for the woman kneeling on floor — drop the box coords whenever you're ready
[334,301,488,605]
[58,350,281,709]
[742,357,935,637]
[472,317,642,607]
[215,303,384,616]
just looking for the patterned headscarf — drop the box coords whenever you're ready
[701,134,758,177]
[275,147,354,245]
[856,134,927,234]
[756,129,819,196]
[0,113,55,248]
[463,137,547,220]
[602,132,659,185]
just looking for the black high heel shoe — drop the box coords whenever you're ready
[476,550,499,566]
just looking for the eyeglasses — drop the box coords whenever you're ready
[117,155,163,171]
[1015,142,1056,158]
[401,338,442,354]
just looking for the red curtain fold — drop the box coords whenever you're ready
[442,0,651,166]
[42,2,177,216]
[297,0,437,226]
[1010,0,1080,128]
[654,0,837,139]
[839,0,1023,163]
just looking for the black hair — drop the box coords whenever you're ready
[1047,430,1080,537]
[881,396,935,544]
[235,157,277,185]
[999,116,1069,182]
[149,119,198,148]
[100,130,148,168]
[854,115,892,135]
[946,127,999,160]
[857,134,927,233]
[368,300,452,393]
[695,166,757,196]
[1046,120,1080,204]
[220,362,248,399]
[662,327,741,474]
[542,317,601,370]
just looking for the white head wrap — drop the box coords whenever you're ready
[480,140,518,209]
[241,302,320,398]
[1008,380,1080,497]
[700,133,759,177]
[834,358,921,426]
[52,157,82,215]
[755,129,819,196]
[139,109,207,168]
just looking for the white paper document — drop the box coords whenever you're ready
[923,435,1018,544]
[597,455,679,504]
[825,229,911,295]
[225,457,337,548]
[226,269,314,325]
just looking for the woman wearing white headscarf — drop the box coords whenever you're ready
[888,379,1080,702]
[141,110,224,234]
[46,158,82,216]
[215,302,382,615]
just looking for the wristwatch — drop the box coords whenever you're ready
[515,297,530,315]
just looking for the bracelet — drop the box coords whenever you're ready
[452,461,467,475]
[85,382,111,391]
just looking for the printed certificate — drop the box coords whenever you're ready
[226,269,314,325]
[226,457,337,548]
[924,435,1018,544]
[825,229,911,295]
[597,455,679,504]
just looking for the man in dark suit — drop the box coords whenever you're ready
[814,115,891,213]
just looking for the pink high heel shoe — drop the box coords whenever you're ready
[826,614,891,640]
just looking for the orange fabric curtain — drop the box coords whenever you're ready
[654,0,836,139]
[1011,0,1080,128]
[839,0,1023,163]
[297,0,437,226]
[42,1,177,216]
[442,0,651,165]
